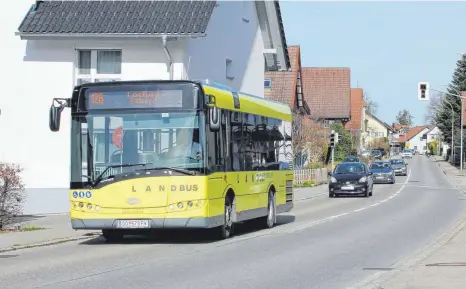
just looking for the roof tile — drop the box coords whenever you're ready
[264,45,301,108]
[301,67,351,119]
[18,1,216,35]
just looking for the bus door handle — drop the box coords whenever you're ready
[237,174,239,183]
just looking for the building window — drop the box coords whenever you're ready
[264,78,272,88]
[226,59,234,80]
[76,49,122,85]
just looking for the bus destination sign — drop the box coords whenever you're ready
[87,87,183,110]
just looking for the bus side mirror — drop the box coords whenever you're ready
[207,94,220,132]
[49,98,70,132]
[209,106,220,132]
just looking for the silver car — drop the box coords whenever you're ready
[390,158,408,176]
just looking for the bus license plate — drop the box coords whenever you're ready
[117,220,150,229]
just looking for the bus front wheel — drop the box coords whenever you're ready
[218,197,234,239]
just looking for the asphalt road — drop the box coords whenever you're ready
[1,156,465,289]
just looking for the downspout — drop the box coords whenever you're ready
[162,35,173,80]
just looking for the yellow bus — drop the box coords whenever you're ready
[49,80,294,240]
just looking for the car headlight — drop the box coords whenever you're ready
[330,177,337,183]
[359,176,367,183]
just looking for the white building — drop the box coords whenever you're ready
[403,126,431,154]
[2,0,290,214]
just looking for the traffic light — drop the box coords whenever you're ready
[337,134,342,143]
[418,82,430,101]
[330,131,335,147]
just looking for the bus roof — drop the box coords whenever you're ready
[200,80,292,122]
[72,80,293,121]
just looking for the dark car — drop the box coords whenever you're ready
[328,162,374,198]
[369,161,395,184]
[389,158,408,176]
[371,150,382,160]
[343,156,360,162]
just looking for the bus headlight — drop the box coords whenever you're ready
[187,201,193,207]
[177,202,183,209]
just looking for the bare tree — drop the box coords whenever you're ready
[0,163,26,229]
[364,92,378,115]
[292,113,328,166]
[425,91,442,125]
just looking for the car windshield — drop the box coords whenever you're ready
[390,159,404,165]
[372,150,381,155]
[403,149,411,153]
[370,162,391,169]
[334,163,366,174]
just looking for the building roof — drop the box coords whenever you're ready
[301,67,351,120]
[345,88,365,130]
[17,0,216,36]
[264,45,309,112]
[395,125,429,143]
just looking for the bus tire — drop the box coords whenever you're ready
[265,191,276,229]
[102,229,124,241]
[219,196,234,239]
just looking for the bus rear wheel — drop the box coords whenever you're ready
[260,191,276,229]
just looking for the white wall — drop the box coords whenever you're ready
[184,1,265,97]
[2,0,265,214]
[408,128,430,153]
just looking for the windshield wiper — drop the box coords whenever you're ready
[137,166,197,176]
[92,163,153,187]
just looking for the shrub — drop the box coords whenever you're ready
[0,163,26,229]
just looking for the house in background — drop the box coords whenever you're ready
[301,67,351,124]
[264,45,313,168]
[363,111,394,149]
[6,0,289,214]
[345,88,366,154]
[395,126,430,154]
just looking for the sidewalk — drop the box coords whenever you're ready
[294,184,327,201]
[363,155,466,289]
[433,155,466,193]
[0,185,326,253]
[0,214,99,253]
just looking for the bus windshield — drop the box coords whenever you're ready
[70,110,206,184]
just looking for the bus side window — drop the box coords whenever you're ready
[231,111,244,171]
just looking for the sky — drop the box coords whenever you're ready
[280,1,466,126]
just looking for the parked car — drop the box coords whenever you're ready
[389,158,408,176]
[360,150,372,158]
[343,156,360,162]
[372,150,383,160]
[328,162,374,198]
[401,149,413,159]
[369,161,395,184]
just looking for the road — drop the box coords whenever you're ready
[1,156,465,289]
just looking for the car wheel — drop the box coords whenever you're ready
[329,193,335,198]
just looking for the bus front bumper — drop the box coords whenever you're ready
[71,216,225,230]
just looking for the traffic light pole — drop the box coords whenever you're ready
[331,146,335,172]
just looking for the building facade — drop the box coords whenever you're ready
[4,0,289,214]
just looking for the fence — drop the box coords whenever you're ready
[294,168,328,185]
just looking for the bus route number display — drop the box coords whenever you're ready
[87,88,183,109]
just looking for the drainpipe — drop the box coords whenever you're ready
[162,35,173,80]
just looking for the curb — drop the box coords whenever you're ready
[435,159,466,194]
[0,233,100,253]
